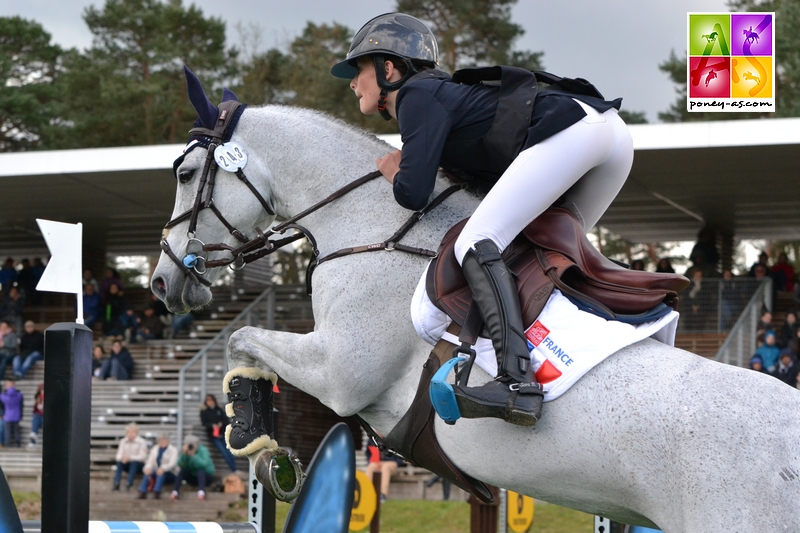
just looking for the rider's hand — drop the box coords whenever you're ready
[376,150,402,184]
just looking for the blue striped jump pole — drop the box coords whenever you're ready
[21,522,258,533]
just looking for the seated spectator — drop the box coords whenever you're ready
[27,383,44,448]
[0,379,22,447]
[771,252,795,293]
[82,269,99,293]
[82,284,102,329]
[630,259,646,271]
[98,340,134,381]
[749,355,768,374]
[364,444,406,502]
[170,312,194,339]
[136,307,164,342]
[138,433,179,499]
[757,310,774,344]
[656,258,675,273]
[113,422,148,491]
[171,435,215,501]
[117,308,139,344]
[91,345,105,378]
[100,268,123,301]
[772,351,799,388]
[779,311,798,349]
[0,321,18,378]
[749,252,770,278]
[755,331,781,373]
[102,283,127,337]
[0,287,25,336]
[200,394,237,473]
[13,321,43,379]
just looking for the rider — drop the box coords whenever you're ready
[332,13,633,427]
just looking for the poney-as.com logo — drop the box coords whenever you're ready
[687,12,775,112]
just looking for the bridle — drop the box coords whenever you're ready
[161,100,462,293]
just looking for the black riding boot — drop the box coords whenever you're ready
[453,239,544,426]
[224,370,276,456]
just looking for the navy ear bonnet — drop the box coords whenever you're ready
[173,66,247,179]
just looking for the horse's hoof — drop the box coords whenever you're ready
[253,447,305,502]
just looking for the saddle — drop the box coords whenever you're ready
[427,206,690,328]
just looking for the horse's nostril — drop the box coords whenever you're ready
[152,277,167,299]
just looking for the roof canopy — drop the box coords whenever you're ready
[2,117,798,258]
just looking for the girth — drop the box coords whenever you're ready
[428,206,690,328]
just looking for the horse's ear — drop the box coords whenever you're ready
[221,87,239,103]
[184,65,219,129]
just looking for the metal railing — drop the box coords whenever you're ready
[715,278,773,367]
[176,287,276,449]
[677,277,764,334]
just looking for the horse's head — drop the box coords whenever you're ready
[151,67,276,313]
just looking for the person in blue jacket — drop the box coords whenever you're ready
[332,13,634,427]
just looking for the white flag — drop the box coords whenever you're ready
[36,219,83,295]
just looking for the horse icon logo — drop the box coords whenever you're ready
[705,69,718,87]
[702,31,718,42]
[743,71,761,84]
[743,26,760,44]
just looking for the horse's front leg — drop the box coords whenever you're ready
[223,326,335,501]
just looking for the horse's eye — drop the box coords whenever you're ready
[178,169,195,184]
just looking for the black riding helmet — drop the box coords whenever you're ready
[331,13,439,120]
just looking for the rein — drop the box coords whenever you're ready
[162,104,462,291]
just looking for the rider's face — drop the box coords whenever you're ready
[350,57,382,115]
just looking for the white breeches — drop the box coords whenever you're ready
[453,100,634,264]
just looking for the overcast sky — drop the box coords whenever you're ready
[2,0,732,123]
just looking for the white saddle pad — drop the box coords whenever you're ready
[410,263,679,402]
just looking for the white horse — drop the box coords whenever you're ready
[152,94,800,532]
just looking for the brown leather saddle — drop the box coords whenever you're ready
[427,206,690,328]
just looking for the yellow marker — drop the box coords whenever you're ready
[349,470,378,531]
[507,491,535,533]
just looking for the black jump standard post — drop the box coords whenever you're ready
[41,323,93,533]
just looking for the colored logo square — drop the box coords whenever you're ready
[689,13,731,56]
[731,13,773,56]
[731,56,773,98]
[689,56,730,98]
[525,320,550,347]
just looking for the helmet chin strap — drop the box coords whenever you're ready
[373,54,417,121]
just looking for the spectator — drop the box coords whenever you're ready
[630,259,645,271]
[757,310,774,345]
[685,270,712,332]
[27,383,43,448]
[117,308,139,344]
[113,422,148,491]
[29,258,45,305]
[82,284,102,329]
[0,321,18,378]
[137,307,164,342]
[364,444,405,502]
[200,394,237,473]
[170,312,194,339]
[82,269,99,293]
[779,311,798,349]
[755,330,781,373]
[100,268,123,301]
[171,435,215,501]
[0,259,16,294]
[102,283,127,337]
[98,340,134,381]
[137,433,179,499]
[771,252,795,293]
[772,352,799,388]
[13,321,43,379]
[0,379,22,447]
[749,251,770,278]
[16,259,35,302]
[0,287,25,336]
[92,345,105,378]
[749,355,769,374]
[656,258,675,274]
